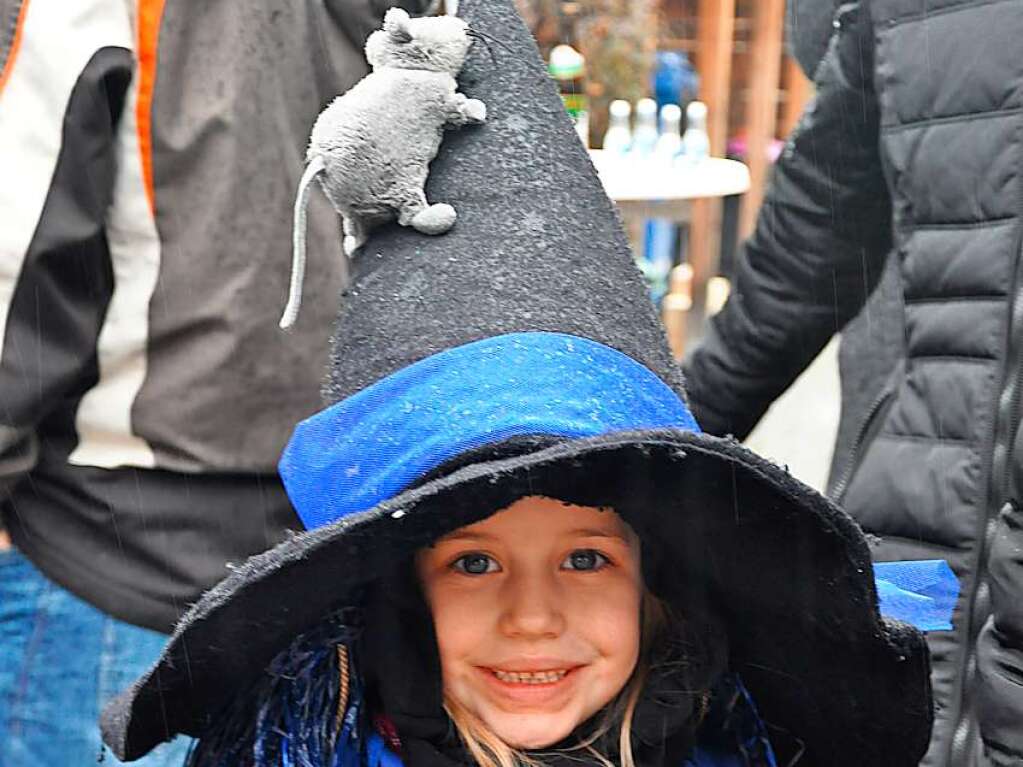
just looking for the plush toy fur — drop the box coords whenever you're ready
[281,8,486,329]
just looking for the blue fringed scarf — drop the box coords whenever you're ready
[186,610,362,767]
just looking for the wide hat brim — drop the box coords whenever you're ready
[102,429,932,765]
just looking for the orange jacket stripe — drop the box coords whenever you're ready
[135,0,165,214]
[0,0,32,98]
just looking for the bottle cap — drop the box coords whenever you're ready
[686,100,708,125]
[636,98,657,118]
[660,103,682,123]
[609,99,632,117]
[549,44,585,79]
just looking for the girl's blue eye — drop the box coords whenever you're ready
[562,549,609,571]
[452,553,499,575]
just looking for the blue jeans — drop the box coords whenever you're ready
[0,545,192,766]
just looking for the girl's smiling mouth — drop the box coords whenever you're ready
[490,669,569,684]
[475,664,586,701]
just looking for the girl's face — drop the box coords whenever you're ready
[416,496,643,750]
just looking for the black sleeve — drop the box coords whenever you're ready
[0,46,132,486]
[683,2,891,439]
[786,0,844,77]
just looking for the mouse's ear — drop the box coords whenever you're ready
[384,8,413,43]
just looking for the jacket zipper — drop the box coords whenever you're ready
[948,218,1023,765]
[830,381,896,502]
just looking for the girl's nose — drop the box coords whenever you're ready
[497,571,565,638]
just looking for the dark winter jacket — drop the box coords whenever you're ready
[0,0,431,632]
[684,1,1023,765]
[784,0,843,79]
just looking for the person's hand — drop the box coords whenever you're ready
[0,529,10,551]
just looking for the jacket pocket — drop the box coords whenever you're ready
[829,374,899,503]
[975,501,1023,765]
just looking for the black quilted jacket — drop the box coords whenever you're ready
[684,1,1023,765]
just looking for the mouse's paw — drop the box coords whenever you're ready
[411,203,457,235]
[343,235,361,255]
[463,98,487,124]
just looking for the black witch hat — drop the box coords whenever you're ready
[101,2,934,764]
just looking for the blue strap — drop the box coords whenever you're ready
[873,560,959,632]
[366,733,403,767]
[684,674,778,767]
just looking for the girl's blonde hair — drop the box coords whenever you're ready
[443,591,682,767]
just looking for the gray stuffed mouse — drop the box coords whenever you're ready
[281,7,486,329]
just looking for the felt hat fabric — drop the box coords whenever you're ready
[101,1,933,765]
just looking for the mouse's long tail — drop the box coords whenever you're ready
[280,154,327,330]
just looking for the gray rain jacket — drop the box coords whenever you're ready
[0,0,429,632]
[684,1,1023,765]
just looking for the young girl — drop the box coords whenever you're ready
[103,341,937,767]
[183,491,769,767]
[101,1,941,765]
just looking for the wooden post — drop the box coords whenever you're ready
[695,0,735,156]
[778,55,812,140]
[689,0,736,305]
[739,0,785,238]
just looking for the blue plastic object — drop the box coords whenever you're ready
[873,560,959,632]
[654,51,700,110]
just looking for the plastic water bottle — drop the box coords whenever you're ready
[641,102,683,305]
[655,103,682,160]
[662,263,694,359]
[602,100,632,154]
[631,98,659,157]
[549,44,589,147]
[681,100,710,162]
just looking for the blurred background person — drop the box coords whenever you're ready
[685,1,1023,765]
[0,1,433,764]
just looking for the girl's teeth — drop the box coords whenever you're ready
[493,669,568,684]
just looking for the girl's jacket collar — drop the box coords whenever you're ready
[355,674,778,767]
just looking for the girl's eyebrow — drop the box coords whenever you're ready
[436,530,496,543]
[436,529,628,543]
[568,528,630,542]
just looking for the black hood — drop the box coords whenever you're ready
[786,0,845,77]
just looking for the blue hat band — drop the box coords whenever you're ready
[279,332,699,530]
